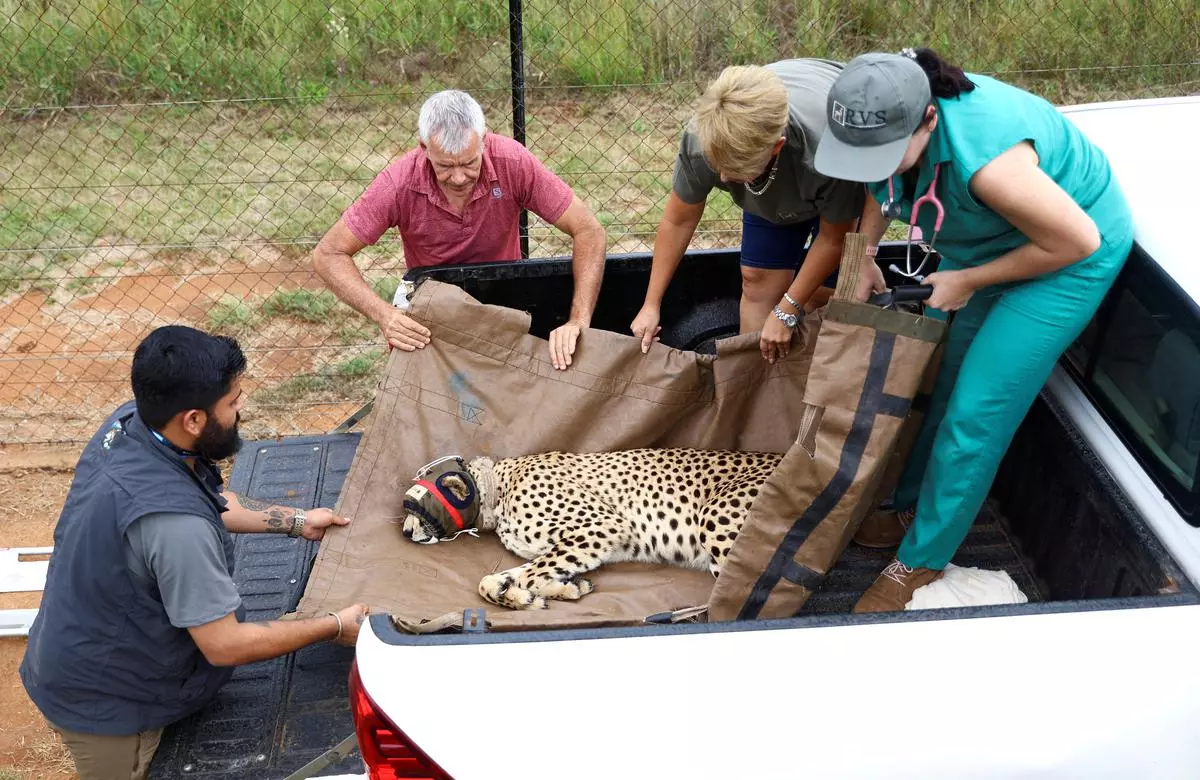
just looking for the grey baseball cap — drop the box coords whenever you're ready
[814,53,932,183]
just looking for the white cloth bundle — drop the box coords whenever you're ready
[905,563,1029,610]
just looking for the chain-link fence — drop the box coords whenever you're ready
[2,0,1197,444]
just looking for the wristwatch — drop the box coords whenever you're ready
[287,508,307,538]
[772,305,798,329]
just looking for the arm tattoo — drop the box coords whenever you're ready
[238,494,295,532]
[239,495,291,512]
[264,508,291,530]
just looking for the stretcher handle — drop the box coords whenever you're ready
[888,284,934,302]
[866,284,933,307]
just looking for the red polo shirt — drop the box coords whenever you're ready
[342,133,575,268]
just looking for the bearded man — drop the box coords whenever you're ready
[20,325,368,780]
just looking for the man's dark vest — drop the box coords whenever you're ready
[20,400,244,735]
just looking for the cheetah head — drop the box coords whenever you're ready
[401,455,497,544]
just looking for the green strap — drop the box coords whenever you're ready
[824,299,947,343]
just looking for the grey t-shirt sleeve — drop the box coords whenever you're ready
[671,130,719,205]
[812,175,867,225]
[125,512,243,629]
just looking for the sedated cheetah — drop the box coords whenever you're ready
[400,448,782,610]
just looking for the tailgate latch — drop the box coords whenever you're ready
[462,608,488,633]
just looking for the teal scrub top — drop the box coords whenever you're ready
[867,74,1133,270]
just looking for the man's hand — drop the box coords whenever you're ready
[381,308,431,351]
[548,321,584,370]
[923,269,976,311]
[190,604,370,666]
[301,508,350,541]
[631,306,662,353]
[855,260,888,303]
[332,603,370,647]
[760,313,797,364]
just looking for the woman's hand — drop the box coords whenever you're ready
[759,312,796,364]
[855,261,888,303]
[922,269,976,311]
[630,305,662,354]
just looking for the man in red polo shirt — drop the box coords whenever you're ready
[312,90,606,370]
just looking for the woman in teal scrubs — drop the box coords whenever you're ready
[814,48,1134,612]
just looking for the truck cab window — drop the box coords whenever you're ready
[1084,247,1200,494]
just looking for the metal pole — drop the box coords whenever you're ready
[509,0,529,259]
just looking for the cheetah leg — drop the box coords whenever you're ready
[478,528,625,610]
[698,472,768,578]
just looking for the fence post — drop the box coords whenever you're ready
[508,0,529,259]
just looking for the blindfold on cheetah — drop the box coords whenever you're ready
[401,448,782,610]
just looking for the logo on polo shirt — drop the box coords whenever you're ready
[831,100,887,128]
[491,186,503,199]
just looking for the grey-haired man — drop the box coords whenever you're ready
[312,90,607,370]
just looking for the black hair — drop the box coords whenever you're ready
[910,47,976,99]
[131,325,246,429]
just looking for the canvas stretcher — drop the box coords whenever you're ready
[291,235,947,631]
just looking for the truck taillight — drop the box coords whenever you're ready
[349,660,453,780]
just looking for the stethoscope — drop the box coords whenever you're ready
[881,163,944,282]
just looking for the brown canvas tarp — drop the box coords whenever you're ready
[292,237,946,631]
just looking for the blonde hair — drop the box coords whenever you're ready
[693,66,789,180]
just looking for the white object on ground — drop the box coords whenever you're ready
[0,608,39,637]
[905,563,1029,610]
[0,547,52,593]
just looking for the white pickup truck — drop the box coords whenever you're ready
[143,95,1200,780]
[346,95,1200,780]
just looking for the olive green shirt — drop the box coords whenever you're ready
[672,58,865,226]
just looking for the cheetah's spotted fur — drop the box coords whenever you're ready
[403,447,782,610]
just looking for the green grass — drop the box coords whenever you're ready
[0,105,397,254]
[0,0,1194,105]
[261,288,339,323]
[0,769,24,780]
[370,276,400,305]
[0,87,704,298]
[335,323,376,344]
[252,347,385,405]
[207,294,262,333]
[65,275,105,293]
[0,266,21,297]
[335,348,385,377]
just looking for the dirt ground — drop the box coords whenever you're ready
[0,446,81,779]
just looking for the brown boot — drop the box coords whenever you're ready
[853,508,913,549]
[853,559,944,613]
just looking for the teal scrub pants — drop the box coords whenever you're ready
[892,229,1134,570]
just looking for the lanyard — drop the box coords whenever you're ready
[881,163,945,281]
[151,428,200,459]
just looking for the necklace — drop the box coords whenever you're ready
[744,152,780,196]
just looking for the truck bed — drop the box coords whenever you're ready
[148,433,1047,779]
[150,246,1195,777]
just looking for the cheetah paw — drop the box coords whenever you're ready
[537,577,594,602]
[479,573,547,610]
